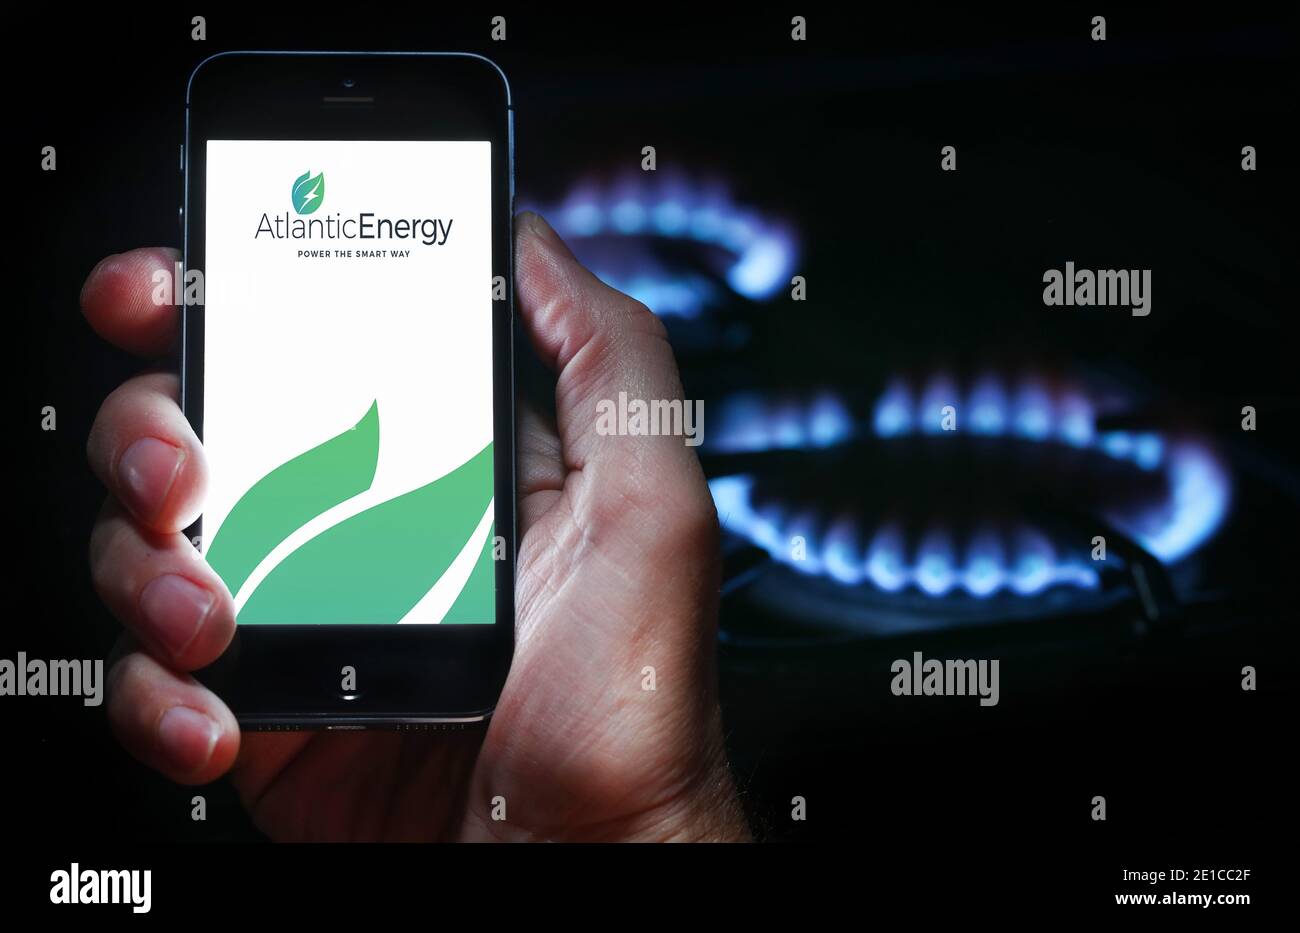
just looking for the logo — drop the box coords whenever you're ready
[257,169,455,246]
[291,170,325,215]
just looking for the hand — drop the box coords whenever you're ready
[81,212,749,841]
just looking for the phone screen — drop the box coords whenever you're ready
[200,139,496,626]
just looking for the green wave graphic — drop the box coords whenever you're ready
[238,443,494,624]
[441,522,496,624]
[206,401,380,599]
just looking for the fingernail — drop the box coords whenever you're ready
[139,574,213,657]
[525,211,562,246]
[118,437,184,521]
[158,706,219,775]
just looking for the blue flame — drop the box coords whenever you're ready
[1106,442,1231,563]
[523,174,798,317]
[968,375,1008,437]
[709,373,1231,597]
[873,381,914,438]
[593,273,719,319]
[712,475,1102,598]
[962,526,1006,597]
[712,391,853,453]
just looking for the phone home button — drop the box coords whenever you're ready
[325,665,364,702]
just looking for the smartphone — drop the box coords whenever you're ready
[182,52,515,727]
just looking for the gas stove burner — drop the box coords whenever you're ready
[707,370,1231,610]
[520,171,798,318]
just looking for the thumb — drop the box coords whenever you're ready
[513,211,713,537]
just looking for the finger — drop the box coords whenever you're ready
[106,648,240,785]
[90,499,235,670]
[80,248,181,357]
[513,211,715,540]
[86,371,207,534]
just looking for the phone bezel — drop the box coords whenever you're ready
[182,51,515,727]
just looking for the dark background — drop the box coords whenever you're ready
[6,3,1295,891]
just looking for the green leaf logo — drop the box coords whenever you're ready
[206,402,496,624]
[291,170,325,215]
